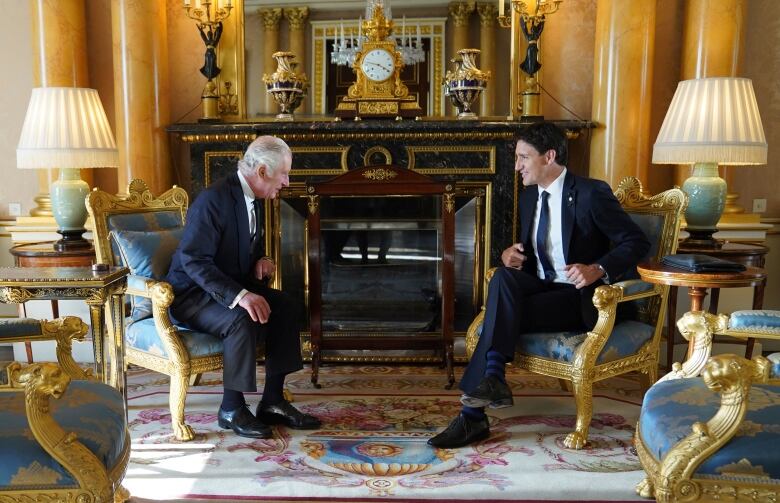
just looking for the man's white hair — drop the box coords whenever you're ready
[237,136,291,177]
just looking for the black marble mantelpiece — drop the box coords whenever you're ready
[167,118,592,267]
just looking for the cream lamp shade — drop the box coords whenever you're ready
[17,87,119,251]
[652,77,767,248]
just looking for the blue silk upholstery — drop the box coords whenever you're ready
[0,319,42,339]
[106,211,182,269]
[111,227,184,321]
[126,318,222,358]
[730,310,780,331]
[639,378,780,481]
[518,320,655,363]
[0,381,127,489]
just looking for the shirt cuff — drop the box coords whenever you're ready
[596,264,610,284]
[230,289,249,309]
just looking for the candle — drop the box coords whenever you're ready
[498,0,504,16]
[416,23,421,46]
[401,16,406,46]
[226,0,231,6]
[184,0,191,6]
[340,22,345,48]
[358,17,362,44]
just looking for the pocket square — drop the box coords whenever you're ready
[661,254,747,273]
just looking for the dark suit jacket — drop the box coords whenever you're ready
[519,172,650,321]
[166,172,265,313]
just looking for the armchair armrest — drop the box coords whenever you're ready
[652,354,770,502]
[126,274,156,297]
[0,317,91,381]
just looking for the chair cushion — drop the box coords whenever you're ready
[0,318,42,340]
[517,320,655,364]
[0,380,127,490]
[639,378,780,480]
[111,228,184,321]
[730,310,780,332]
[126,317,223,358]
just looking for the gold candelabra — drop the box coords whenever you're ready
[183,0,234,122]
[497,0,562,119]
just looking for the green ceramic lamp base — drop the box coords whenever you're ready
[681,162,726,250]
[51,167,91,252]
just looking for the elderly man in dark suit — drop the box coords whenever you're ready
[429,122,650,448]
[166,135,320,439]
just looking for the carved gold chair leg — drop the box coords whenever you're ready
[170,371,195,441]
[114,484,131,503]
[565,377,593,449]
[635,476,654,499]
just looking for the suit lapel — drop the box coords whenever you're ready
[229,173,251,273]
[520,186,537,245]
[562,172,576,262]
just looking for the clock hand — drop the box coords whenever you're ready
[367,62,392,73]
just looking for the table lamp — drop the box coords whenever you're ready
[652,77,767,249]
[16,87,119,252]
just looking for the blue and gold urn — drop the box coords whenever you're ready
[263,51,309,121]
[443,49,490,120]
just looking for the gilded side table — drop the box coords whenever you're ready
[0,266,129,400]
[10,242,96,362]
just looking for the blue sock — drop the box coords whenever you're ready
[461,405,486,420]
[485,349,508,383]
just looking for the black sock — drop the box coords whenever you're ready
[461,405,486,420]
[260,373,285,406]
[221,388,245,411]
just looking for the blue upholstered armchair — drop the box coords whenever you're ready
[0,317,129,502]
[636,310,780,502]
[465,177,687,449]
[87,179,225,441]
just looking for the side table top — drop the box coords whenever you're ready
[677,241,769,258]
[637,261,766,289]
[10,242,96,258]
[0,266,128,286]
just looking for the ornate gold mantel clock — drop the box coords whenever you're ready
[334,3,423,120]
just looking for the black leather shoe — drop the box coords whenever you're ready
[427,413,490,448]
[256,400,322,429]
[460,375,513,409]
[217,405,272,438]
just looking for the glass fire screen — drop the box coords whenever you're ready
[278,193,481,336]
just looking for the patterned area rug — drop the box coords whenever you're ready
[125,365,648,502]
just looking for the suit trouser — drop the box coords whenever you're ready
[170,283,303,392]
[460,267,593,394]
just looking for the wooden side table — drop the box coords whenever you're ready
[637,260,767,365]
[9,242,95,362]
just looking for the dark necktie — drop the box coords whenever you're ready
[536,191,555,283]
[250,199,262,256]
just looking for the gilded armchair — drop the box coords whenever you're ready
[465,177,687,449]
[0,316,129,502]
[87,179,223,441]
[636,310,780,502]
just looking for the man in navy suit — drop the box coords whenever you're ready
[166,136,320,439]
[429,122,649,448]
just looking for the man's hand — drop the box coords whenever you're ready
[238,292,271,323]
[501,243,527,269]
[254,257,276,281]
[564,263,605,289]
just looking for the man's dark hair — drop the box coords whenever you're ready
[517,122,568,167]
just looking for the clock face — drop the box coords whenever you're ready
[360,48,395,82]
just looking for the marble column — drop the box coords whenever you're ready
[111,0,172,195]
[260,8,283,114]
[29,0,90,216]
[284,7,309,113]
[676,0,746,210]
[476,3,497,117]
[448,2,475,116]
[589,0,656,188]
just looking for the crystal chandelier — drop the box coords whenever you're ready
[330,0,425,67]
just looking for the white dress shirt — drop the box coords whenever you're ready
[532,168,573,285]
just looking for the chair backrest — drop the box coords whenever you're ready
[613,177,687,324]
[87,179,188,268]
